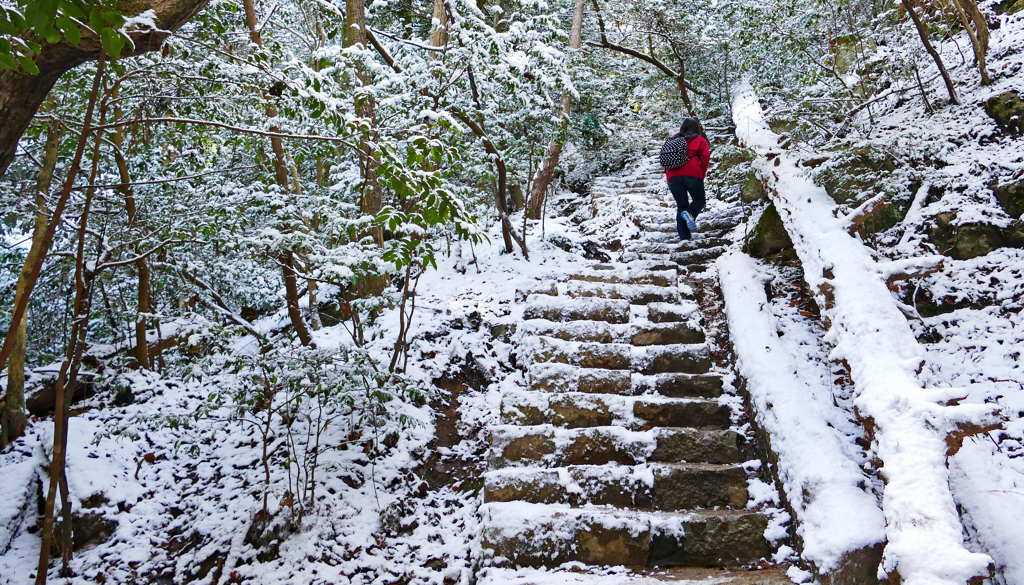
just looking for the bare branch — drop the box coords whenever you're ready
[73,165,258,191]
[845,194,890,234]
[90,117,359,148]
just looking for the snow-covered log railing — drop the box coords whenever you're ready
[732,81,1004,585]
[717,251,886,584]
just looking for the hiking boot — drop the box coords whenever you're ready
[681,211,698,233]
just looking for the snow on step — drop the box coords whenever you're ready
[522,296,630,324]
[499,391,731,430]
[483,463,748,510]
[515,281,557,302]
[489,425,745,467]
[628,239,729,256]
[566,268,677,286]
[520,337,712,374]
[564,281,683,305]
[481,502,770,569]
[527,364,724,399]
[671,246,728,267]
[521,320,704,346]
[647,302,701,324]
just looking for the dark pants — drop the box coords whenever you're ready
[668,176,706,240]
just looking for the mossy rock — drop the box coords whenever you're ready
[991,178,1024,219]
[817,146,896,205]
[954,224,1004,260]
[995,0,1024,14]
[744,203,793,258]
[739,171,767,203]
[984,91,1024,136]
[717,146,756,173]
[928,212,1012,260]
[856,198,912,238]
[768,119,797,135]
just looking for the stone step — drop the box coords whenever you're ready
[523,338,712,374]
[481,503,770,568]
[629,239,729,256]
[635,373,725,398]
[484,463,748,510]
[527,364,724,399]
[647,302,701,324]
[671,246,728,266]
[514,281,557,302]
[500,392,731,429]
[479,566,794,585]
[523,296,630,324]
[564,281,682,305]
[490,425,746,467]
[523,337,631,370]
[567,268,676,287]
[521,319,704,346]
[633,345,713,374]
[700,214,745,231]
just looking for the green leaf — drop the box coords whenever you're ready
[88,8,103,34]
[102,10,124,28]
[17,54,38,74]
[40,22,60,44]
[100,26,121,58]
[58,0,87,21]
[56,15,80,45]
[0,38,10,53]
[0,9,23,35]
[0,52,16,70]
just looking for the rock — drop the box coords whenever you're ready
[768,119,797,135]
[994,0,1024,13]
[716,145,756,173]
[1005,221,1024,248]
[816,146,895,205]
[744,203,793,258]
[929,211,1024,259]
[954,223,1004,260]
[853,198,911,238]
[984,91,1024,135]
[740,171,767,203]
[990,178,1024,219]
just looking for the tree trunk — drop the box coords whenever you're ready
[0,0,210,179]
[281,251,313,346]
[949,0,990,85]
[527,0,585,220]
[36,64,108,583]
[242,0,315,343]
[346,0,384,246]
[675,74,694,112]
[960,0,989,53]
[0,52,105,384]
[113,95,152,369]
[1,119,58,447]
[903,0,959,104]
[430,0,450,50]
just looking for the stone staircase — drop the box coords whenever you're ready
[480,141,791,582]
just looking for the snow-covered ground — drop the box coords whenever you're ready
[0,213,607,585]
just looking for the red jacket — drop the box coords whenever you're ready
[665,135,710,180]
